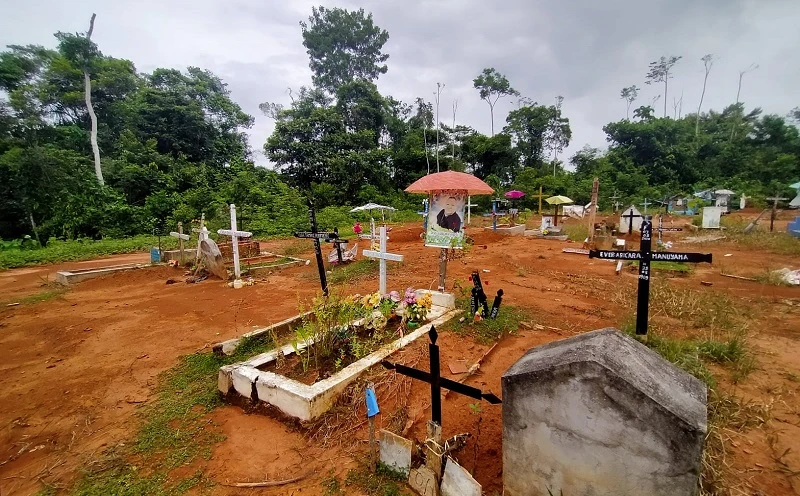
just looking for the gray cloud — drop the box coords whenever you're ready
[1,0,798,168]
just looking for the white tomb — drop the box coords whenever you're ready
[619,205,643,234]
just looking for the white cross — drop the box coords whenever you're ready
[170,222,190,264]
[217,204,252,279]
[192,213,209,262]
[362,226,404,295]
[467,195,478,225]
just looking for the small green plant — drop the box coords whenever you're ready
[442,297,530,344]
[322,469,346,496]
[563,223,589,242]
[344,461,408,496]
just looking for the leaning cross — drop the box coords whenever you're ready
[217,204,252,280]
[192,213,209,263]
[169,222,190,265]
[294,205,337,295]
[362,226,403,295]
[382,326,501,428]
[622,207,643,234]
[589,218,712,335]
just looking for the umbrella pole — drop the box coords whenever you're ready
[438,248,447,292]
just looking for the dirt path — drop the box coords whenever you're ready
[0,218,798,495]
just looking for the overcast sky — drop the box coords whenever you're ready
[2,0,799,168]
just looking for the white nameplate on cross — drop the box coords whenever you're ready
[363,226,403,295]
[217,204,252,279]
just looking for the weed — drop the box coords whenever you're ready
[72,463,207,496]
[2,289,68,307]
[281,239,308,258]
[441,297,530,344]
[721,217,800,256]
[328,258,380,285]
[563,223,589,242]
[754,269,793,287]
[344,462,409,496]
[322,470,346,496]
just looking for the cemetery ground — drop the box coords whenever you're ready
[0,212,798,496]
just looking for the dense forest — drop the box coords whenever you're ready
[1,6,798,244]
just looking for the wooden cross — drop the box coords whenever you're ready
[217,204,252,280]
[382,326,501,427]
[588,218,712,335]
[587,177,599,242]
[294,204,337,295]
[766,196,789,233]
[657,215,683,243]
[192,213,209,263]
[363,226,404,295]
[169,222,190,265]
[533,185,545,214]
[622,206,643,234]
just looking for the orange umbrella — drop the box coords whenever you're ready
[405,171,494,195]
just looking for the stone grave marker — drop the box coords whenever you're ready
[409,465,439,496]
[440,456,481,496]
[362,226,404,295]
[379,430,412,477]
[702,206,722,229]
[217,204,252,279]
[502,328,707,496]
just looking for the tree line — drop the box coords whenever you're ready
[1,7,798,243]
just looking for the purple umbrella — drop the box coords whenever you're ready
[505,190,525,199]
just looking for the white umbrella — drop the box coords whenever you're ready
[349,203,397,213]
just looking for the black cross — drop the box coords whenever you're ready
[657,215,683,243]
[324,233,347,264]
[294,205,338,295]
[622,207,643,234]
[381,326,501,427]
[470,271,504,319]
[589,217,712,335]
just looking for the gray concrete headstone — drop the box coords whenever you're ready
[502,328,707,496]
[409,465,439,496]
[379,430,412,476]
[441,456,481,496]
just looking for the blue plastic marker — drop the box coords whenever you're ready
[366,385,380,417]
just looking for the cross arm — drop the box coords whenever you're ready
[381,361,502,404]
[363,250,404,262]
[170,232,190,240]
[218,229,253,237]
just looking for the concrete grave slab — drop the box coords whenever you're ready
[440,456,481,496]
[502,328,707,496]
[702,207,722,229]
[55,263,150,285]
[379,430,412,476]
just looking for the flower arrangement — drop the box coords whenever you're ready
[403,287,432,324]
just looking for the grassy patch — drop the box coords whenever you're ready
[3,288,68,307]
[721,217,800,256]
[441,297,531,344]
[327,258,380,285]
[335,462,409,496]
[0,235,179,270]
[562,223,589,242]
[753,269,793,287]
[52,335,275,495]
[281,239,308,258]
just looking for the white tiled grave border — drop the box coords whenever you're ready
[218,290,457,421]
[55,263,150,285]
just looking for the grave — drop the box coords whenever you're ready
[502,328,707,496]
[169,222,190,264]
[294,204,337,295]
[218,294,457,421]
[619,205,643,233]
[217,203,253,279]
[56,262,150,285]
[701,206,722,229]
[363,226,404,294]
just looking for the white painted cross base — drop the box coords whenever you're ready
[217,204,252,279]
[363,226,403,294]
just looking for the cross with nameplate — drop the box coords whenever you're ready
[363,226,403,295]
[170,222,190,265]
[589,217,712,335]
[382,326,501,427]
[657,215,683,243]
[294,204,337,295]
[217,204,253,280]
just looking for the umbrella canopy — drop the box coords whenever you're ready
[349,203,397,213]
[545,195,574,205]
[405,171,494,195]
[504,190,525,199]
[790,182,800,190]
[714,189,735,196]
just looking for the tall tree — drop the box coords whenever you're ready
[300,6,389,93]
[473,68,518,136]
[731,63,759,141]
[695,54,714,136]
[434,82,444,172]
[645,55,681,118]
[620,85,639,120]
[83,14,102,184]
[504,100,571,174]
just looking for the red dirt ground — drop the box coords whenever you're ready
[1,212,798,495]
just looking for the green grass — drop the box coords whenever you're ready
[49,334,275,495]
[441,297,531,344]
[562,223,589,242]
[323,462,409,496]
[327,258,380,285]
[2,289,68,307]
[0,235,179,270]
[721,217,800,256]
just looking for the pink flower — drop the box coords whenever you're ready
[388,291,401,303]
[404,287,416,305]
